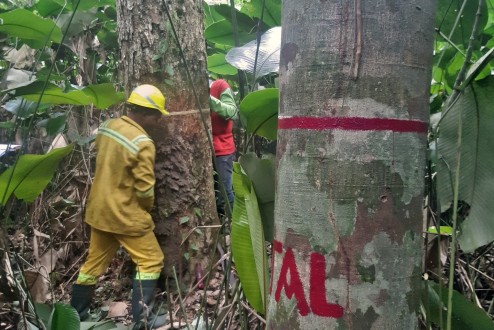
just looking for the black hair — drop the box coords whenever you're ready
[127,104,161,116]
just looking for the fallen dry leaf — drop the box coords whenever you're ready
[107,301,128,318]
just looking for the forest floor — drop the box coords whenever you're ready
[0,174,493,329]
[0,221,259,330]
[2,219,494,329]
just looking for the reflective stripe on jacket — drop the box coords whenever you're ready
[85,116,156,235]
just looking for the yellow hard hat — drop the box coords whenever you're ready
[127,84,169,115]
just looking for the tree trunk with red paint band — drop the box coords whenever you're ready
[117,0,218,281]
[267,1,435,329]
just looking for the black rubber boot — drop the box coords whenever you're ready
[132,279,167,330]
[70,284,95,321]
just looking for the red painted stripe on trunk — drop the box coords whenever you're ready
[278,116,428,133]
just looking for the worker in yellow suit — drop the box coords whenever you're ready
[71,85,168,329]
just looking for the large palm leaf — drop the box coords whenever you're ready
[436,76,494,252]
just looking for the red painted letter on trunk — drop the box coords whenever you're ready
[310,252,344,318]
[274,248,310,316]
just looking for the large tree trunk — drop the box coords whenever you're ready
[116,0,217,281]
[268,1,435,329]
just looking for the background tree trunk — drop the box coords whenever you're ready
[268,1,435,328]
[116,0,217,281]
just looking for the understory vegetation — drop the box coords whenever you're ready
[0,0,493,329]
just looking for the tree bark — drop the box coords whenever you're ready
[268,1,435,329]
[116,0,217,281]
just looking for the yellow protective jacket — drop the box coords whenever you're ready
[85,116,156,235]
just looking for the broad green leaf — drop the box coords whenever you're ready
[57,9,98,39]
[435,0,488,48]
[445,52,464,90]
[433,43,457,69]
[0,8,62,48]
[48,303,80,330]
[462,48,494,87]
[205,20,256,47]
[70,0,116,11]
[207,54,238,75]
[37,0,115,15]
[231,162,268,314]
[3,97,50,119]
[422,281,494,330]
[36,112,67,136]
[474,63,492,81]
[34,303,52,327]
[437,76,494,252]
[241,0,281,27]
[36,67,66,82]
[0,145,73,205]
[36,0,69,17]
[203,2,224,28]
[239,88,278,140]
[82,84,125,109]
[14,82,93,106]
[238,153,275,242]
[213,4,268,33]
[97,25,119,50]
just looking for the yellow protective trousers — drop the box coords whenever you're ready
[76,227,164,285]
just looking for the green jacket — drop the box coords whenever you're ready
[85,116,156,235]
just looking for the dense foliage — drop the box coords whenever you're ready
[0,0,493,329]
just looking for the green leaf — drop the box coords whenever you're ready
[14,82,93,106]
[213,4,268,33]
[36,112,67,136]
[208,53,238,75]
[36,0,69,17]
[205,20,256,47]
[2,97,50,119]
[241,0,281,27]
[82,84,125,109]
[461,48,494,87]
[231,162,268,314]
[422,281,494,330]
[0,8,62,48]
[179,216,190,225]
[57,9,99,40]
[238,153,275,242]
[34,303,53,327]
[0,145,73,205]
[37,0,115,15]
[239,88,278,140]
[73,0,115,11]
[48,303,80,330]
[435,0,488,48]
[445,52,464,90]
[0,122,15,129]
[437,76,494,251]
[203,2,224,28]
[426,226,454,236]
